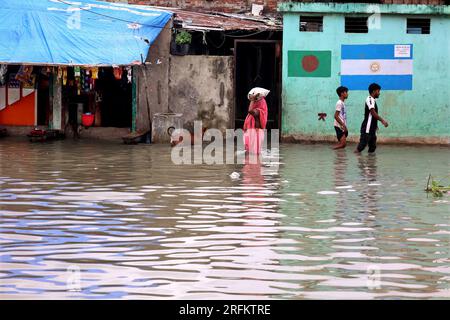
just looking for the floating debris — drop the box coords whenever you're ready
[229,172,240,180]
[317,191,339,195]
[425,174,450,197]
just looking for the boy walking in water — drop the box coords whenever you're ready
[355,83,389,154]
[333,86,349,149]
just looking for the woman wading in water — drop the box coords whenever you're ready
[243,88,269,155]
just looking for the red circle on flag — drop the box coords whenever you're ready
[301,55,319,73]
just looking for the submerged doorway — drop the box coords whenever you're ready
[234,40,282,131]
[64,67,132,131]
[37,71,50,126]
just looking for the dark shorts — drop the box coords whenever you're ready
[334,126,348,141]
[357,133,377,153]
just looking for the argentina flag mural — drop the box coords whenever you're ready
[341,44,413,90]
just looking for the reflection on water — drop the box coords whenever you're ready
[0,139,449,299]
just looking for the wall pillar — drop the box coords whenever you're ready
[132,66,137,132]
[50,73,62,130]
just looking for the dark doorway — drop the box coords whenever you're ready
[64,67,132,129]
[37,72,50,126]
[234,40,282,130]
[95,68,132,128]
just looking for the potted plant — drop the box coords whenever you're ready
[171,30,192,56]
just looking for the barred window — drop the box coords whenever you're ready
[407,18,431,34]
[300,16,323,32]
[345,16,368,33]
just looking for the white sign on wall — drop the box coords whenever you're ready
[394,44,411,58]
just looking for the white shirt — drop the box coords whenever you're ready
[334,99,347,129]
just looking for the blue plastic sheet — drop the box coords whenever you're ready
[0,0,172,66]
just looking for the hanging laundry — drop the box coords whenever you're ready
[91,67,99,79]
[23,74,36,89]
[62,67,68,85]
[0,64,7,85]
[113,66,123,80]
[80,68,85,91]
[56,67,63,85]
[74,67,81,94]
[126,66,132,83]
[84,69,90,93]
[15,65,34,85]
[74,66,81,77]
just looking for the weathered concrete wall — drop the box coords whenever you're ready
[168,55,234,132]
[136,22,172,132]
[281,3,450,145]
[134,23,234,135]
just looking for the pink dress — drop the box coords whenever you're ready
[243,98,268,155]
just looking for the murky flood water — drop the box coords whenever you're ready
[0,138,449,299]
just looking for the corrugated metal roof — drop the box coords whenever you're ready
[170,9,282,31]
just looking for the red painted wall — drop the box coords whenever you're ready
[0,91,36,126]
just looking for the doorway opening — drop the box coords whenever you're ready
[234,40,282,131]
[36,70,50,126]
[64,67,132,130]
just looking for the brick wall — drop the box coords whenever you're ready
[125,1,446,13]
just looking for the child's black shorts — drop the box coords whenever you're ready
[334,126,348,141]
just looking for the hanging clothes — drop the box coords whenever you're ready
[15,65,33,85]
[126,66,132,83]
[90,67,98,90]
[62,67,67,85]
[74,66,81,77]
[91,67,98,79]
[80,68,85,92]
[56,67,63,85]
[0,64,7,85]
[113,67,123,80]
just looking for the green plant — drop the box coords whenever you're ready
[175,31,192,45]
[425,175,450,197]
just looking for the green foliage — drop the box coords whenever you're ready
[175,31,192,45]
[425,175,450,197]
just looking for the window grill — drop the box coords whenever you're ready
[407,18,431,34]
[345,16,369,33]
[300,16,324,32]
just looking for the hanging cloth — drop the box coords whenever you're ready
[113,67,123,80]
[80,68,85,90]
[125,66,132,83]
[56,67,63,85]
[74,66,81,77]
[91,67,99,79]
[62,67,67,85]
[0,64,7,85]
[16,65,34,85]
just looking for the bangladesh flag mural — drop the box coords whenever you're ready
[288,50,332,77]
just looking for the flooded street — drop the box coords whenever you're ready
[0,139,449,299]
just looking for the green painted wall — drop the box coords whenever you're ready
[280,3,450,142]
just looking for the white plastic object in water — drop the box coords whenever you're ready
[229,172,240,180]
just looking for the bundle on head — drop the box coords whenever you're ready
[247,87,270,101]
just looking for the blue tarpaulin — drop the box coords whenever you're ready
[0,0,172,66]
